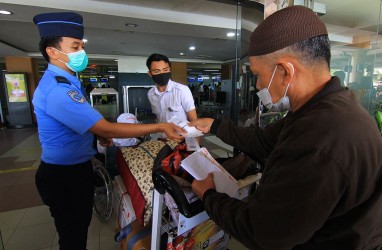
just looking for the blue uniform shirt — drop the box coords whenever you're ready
[33,64,103,165]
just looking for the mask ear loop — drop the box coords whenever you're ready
[52,48,69,65]
[283,63,294,97]
[283,82,291,97]
[288,63,295,83]
[258,98,262,126]
[267,66,278,89]
[288,63,295,76]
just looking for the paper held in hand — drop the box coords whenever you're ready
[181,148,239,198]
[168,116,204,138]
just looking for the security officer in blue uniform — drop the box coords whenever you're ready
[32,12,184,250]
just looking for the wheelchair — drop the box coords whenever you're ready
[92,149,114,221]
[91,133,149,222]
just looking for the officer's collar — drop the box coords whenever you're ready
[47,64,81,89]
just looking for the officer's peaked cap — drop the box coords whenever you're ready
[33,12,84,39]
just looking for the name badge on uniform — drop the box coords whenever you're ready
[67,90,86,103]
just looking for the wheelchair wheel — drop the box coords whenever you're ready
[92,158,113,221]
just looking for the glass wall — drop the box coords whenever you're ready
[234,0,382,127]
[329,0,382,116]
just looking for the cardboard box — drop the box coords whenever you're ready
[113,175,136,228]
[167,219,225,250]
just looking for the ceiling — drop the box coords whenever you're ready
[0,0,381,71]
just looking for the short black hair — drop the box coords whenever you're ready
[292,35,331,68]
[146,53,171,70]
[260,35,331,70]
[39,36,62,62]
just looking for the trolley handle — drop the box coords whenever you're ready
[152,168,204,218]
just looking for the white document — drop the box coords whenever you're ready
[168,116,204,138]
[185,137,200,151]
[181,148,239,197]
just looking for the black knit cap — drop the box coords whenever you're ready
[249,5,327,56]
[33,12,84,39]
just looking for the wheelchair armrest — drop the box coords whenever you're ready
[152,168,204,218]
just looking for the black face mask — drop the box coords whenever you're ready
[152,72,171,86]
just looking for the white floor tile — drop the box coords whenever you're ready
[88,215,102,240]
[98,213,119,250]
[99,227,119,250]
[5,222,56,250]
[17,205,53,228]
[51,232,58,248]
[86,235,100,250]
[0,208,27,231]
[1,230,13,247]
[0,132,41,163]
[99,215,118,233]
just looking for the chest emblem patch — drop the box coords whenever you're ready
[67,90,85,103]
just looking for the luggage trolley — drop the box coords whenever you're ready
[151,167,261,250]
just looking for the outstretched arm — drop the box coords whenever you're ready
[90,118,185,141]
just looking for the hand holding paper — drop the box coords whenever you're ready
[191,173,216,200]
[188,118,214,134]
[168,116,204,137]
[181,148,239,198]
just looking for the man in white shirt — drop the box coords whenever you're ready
[198,83,204,93]
[146,53,197,124]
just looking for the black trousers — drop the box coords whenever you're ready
[35,160,94,250]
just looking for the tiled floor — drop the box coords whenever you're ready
[0,128,42,213]
[0,205,120,250]
[0,127,248,250]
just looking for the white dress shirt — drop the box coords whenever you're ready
[147,80,195,123]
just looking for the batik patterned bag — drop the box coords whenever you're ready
[120,139,179,226]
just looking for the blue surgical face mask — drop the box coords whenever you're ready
[256,65,291,112]
[55,49,88,73]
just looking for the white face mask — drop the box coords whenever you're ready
[256,65,292,112]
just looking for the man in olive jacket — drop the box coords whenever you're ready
[190,6,382,250]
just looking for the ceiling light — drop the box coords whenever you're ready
[82,39,88,43]
[227,32,235,37]
[189,46,195,51]
[197,55,213,58]
[179,52,185,56]
[125,23,138,28]
[0,10,12,15]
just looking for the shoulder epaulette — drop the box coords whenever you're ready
[55,76,71,85]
